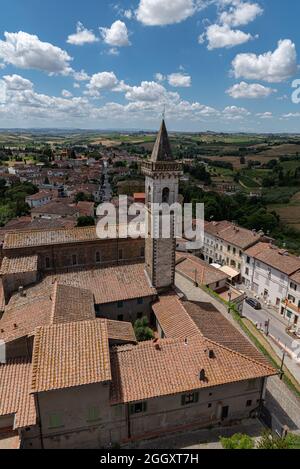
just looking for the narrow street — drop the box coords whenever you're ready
[242,302,300,357]
[101,160,112,202]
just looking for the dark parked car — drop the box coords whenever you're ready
[245,297,262,310]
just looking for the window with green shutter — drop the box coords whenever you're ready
[48,413,63,429]
[87,406,100,422]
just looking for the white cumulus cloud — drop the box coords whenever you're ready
[3,74,33,90]
[219,1,263,27]
[67,22,98,46]
[136,0,198,26]
[226,81,276,99]
[204,24,253,49]
[168,73,192,87]
[0,31,73,75]
[100,21,130,47]
[232,39,298,83]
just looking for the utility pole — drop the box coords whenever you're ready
[279,347,287,380]
[265,319,270,336]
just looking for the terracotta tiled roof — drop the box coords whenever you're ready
[31,201,78,217]
[245,243,300,275]
[176,253,229,286]
[0,293,52,344]
[0,255,38,275]
[204,221,262,249]
[107,320,136,343]
[182,301,271,366]
[290,270,300,285]
[31,320,111,393]
[110,335,276,404]
[3,226,99,249]
[152,293,200,339]
[0,359,36,429]
[51,283,95,325]
[3,225,137,250]
[25,263,156,305]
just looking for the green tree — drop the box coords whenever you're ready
[257,431,290,450]
[134,317,154,342]
[220,433,254,450]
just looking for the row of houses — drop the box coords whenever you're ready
[201,220,300,331]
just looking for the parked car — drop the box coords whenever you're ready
[245,297,262,310]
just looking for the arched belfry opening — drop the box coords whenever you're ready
[162,187,170,204]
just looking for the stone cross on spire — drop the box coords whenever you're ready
[150,119,173,163]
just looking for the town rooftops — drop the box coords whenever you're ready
[245,242,300,276]
[182,300,271,366]
[0,359,36,429]
[25,191,53,201]
[106,319,136,344]
[50,283,95,325]
[110,334,276,405]
[31,319,111,393]
[176,253,229,286]
[290,270,300,285]
[25,263,157,305]
[204,220,262,249]
[152,293,271,367]
[0,255,38,276]
[31,200,79,217]
[152,293,200,339]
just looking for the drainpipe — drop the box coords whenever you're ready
[35,393,44,449]
[126,403,131,440]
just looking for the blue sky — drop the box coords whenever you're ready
[0,0,299,132]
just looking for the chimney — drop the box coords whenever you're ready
[199,369,206,382]
[14,323,18,329]
[208,349,215,359]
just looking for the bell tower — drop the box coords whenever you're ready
[142,120,183,291]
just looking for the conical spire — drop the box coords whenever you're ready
[151,119,173,162]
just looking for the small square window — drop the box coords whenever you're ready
[181,392,199,406]
[117,314,124,321]
[130,402,147,414]
[246,400,252,408]
[137,298,144,305]
[117,301,124,308]
[208,403,212,408]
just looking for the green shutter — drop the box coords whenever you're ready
[49,413,62,429]
[87,406,100,422]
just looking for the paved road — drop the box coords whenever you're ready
[242,302,299,353]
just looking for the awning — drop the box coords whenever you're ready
[219,265,240,279]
